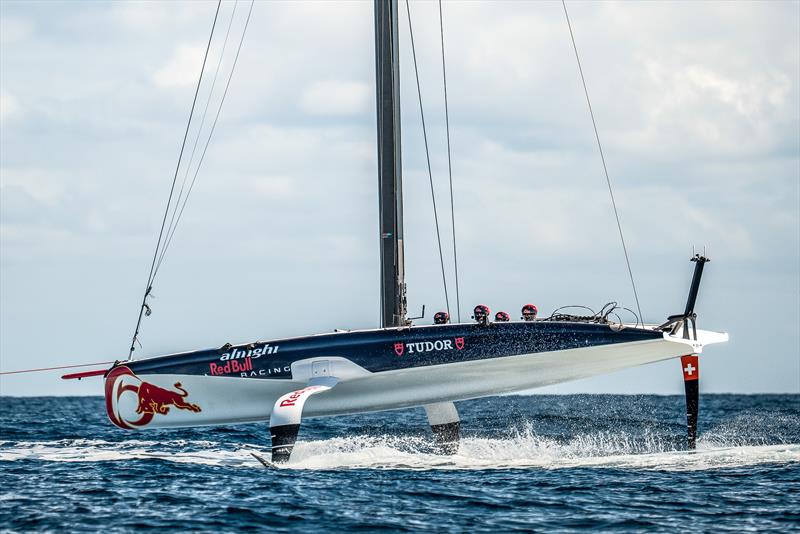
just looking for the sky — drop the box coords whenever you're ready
[0,0,798,396]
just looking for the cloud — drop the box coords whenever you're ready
[111,1,214,34]
[153,43,205,88]
[0,15,33,43]
[615,58,796,158]
[0,168,63,205]
[0,1,797,394]
[300,80,371,117]
[249,175,295,198]
[0,89,20,121]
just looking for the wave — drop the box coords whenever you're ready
[0,438,256,468]
[2,432,798,472]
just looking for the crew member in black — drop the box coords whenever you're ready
[521,304,538,321]
[495,311,510,322]
[433,311,450,325]
[472,304,490,326]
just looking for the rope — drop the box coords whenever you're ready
[0,361,116,376]
[127,0,222,360]
[404,0,451,318]
[153,0,254,279]
[542,301,640,327]
[561,0,644,322]
[157,1,239,273]
[437,0,461,323]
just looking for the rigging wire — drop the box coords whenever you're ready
[404,0,451,318]
[127,0,222,360]
[0,361,116,376]
[437,0,461,323]
[153,0,255,280]
[157,1,239,272]
[561,0,644,322]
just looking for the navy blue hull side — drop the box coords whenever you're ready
[125,322,663,380]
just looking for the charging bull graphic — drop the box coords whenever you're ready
[105,366,201,429]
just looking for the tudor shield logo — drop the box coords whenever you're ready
[392,337,466,357]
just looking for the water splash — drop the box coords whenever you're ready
[2,431,798,472]
[286,426,800,471]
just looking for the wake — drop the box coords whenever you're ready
[2,433,798,472]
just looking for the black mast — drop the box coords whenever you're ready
[375,0,407,328]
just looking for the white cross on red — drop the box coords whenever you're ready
[684,363,696,376]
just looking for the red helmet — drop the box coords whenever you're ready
[433,311,449,325]
[472,304,490,321]
[495,311,510,322]
[521,304,538,320]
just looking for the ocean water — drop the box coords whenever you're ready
[1,394,798,532]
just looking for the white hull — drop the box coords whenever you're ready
[111,330,724,429]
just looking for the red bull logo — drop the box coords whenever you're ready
[279,386,324,407]
[209,357,254,376]
[105,366,202,429]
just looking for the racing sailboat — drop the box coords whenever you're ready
[65,0,727,464]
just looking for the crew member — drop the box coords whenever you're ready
[521,304,538,321]
[495,311,510,322]
[433,311,450,325]
[472,304,490,326]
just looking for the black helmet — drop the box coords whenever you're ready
[472,304,490,321]
[495,311,510,322]
[521,303,538,321]
[433,311,449,325]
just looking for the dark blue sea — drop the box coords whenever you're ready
[1,395,798,532]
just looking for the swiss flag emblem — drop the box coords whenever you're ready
[455,337,464,350]
[681,355,699,381]
[394,342,405,357]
